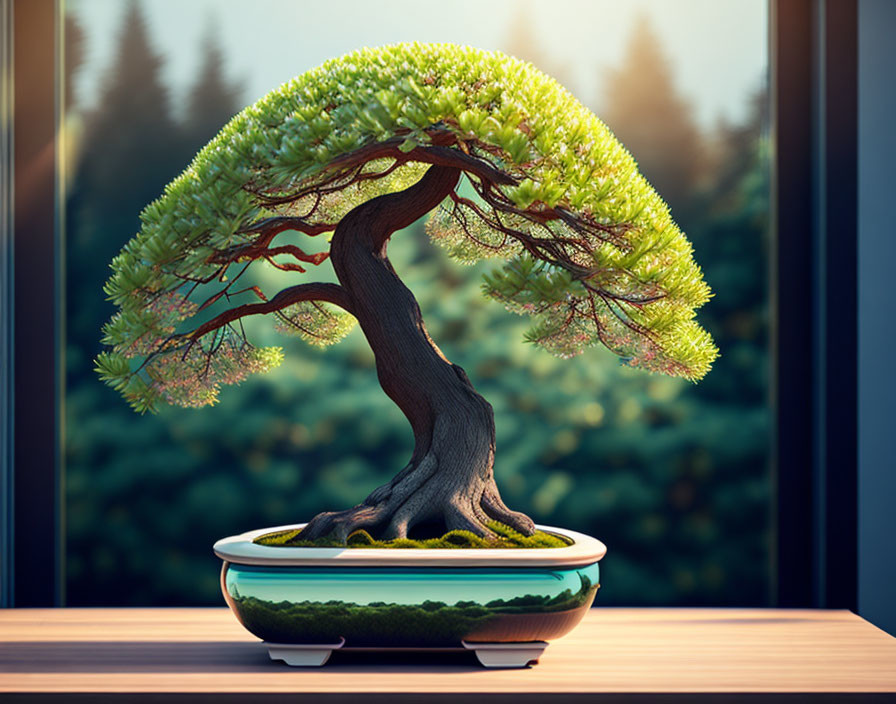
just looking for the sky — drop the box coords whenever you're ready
[67,0,768,131]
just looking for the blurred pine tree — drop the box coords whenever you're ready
[502,0,573,88]
[182,20,244,158]
[601,15,706,218]
[65,0,182,383]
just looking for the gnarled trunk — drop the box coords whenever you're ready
[298,166,534,541]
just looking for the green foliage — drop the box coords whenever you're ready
[274,301,356,347]
[99,42,716,413]
[253,521,571,548]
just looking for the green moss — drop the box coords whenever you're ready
[232,596,497,646]
[253,521,572,548]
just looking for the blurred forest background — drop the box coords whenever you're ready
[63,2,770,606]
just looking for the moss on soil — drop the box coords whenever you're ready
[253,521,572,549]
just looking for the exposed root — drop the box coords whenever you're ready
[481,487,536,536]
[297,464,535,544]
[297,503,389,542]
[445,501,496,537]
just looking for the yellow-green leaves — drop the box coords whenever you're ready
[99,41,718,414]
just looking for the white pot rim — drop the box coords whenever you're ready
[214,523,606,568]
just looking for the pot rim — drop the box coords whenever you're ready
[214,523,606,568]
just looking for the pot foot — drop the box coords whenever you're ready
[267,638,345,667]
[462,640,548,668]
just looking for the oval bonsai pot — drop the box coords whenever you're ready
[214,524,605,654]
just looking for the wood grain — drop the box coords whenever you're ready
[0,608,894,697]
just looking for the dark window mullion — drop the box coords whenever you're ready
[0,0,14,609]
[820,0,857,611]
[771,0,858,609]
[771,0,817,608]
[12,0,62,607]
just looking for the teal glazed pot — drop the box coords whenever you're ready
[214,524,606,649]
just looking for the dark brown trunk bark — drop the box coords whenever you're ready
[297,166,535,542]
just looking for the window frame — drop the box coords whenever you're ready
[0,0,859,609]
[771,0,857,610]
[2,0,64,608]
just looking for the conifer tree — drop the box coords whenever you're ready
[97,44,718,541]
[502,2,572,91]
[182,21,244,157]
[77,0,178,208]
[68,0,182,371]
[602,16,704,215]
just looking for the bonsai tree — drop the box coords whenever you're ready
[97,43,718,543]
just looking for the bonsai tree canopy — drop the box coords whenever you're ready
[97,43,718,542]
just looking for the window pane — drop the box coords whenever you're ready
[63,0,770,606]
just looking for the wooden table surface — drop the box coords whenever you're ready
[1,608,895,702]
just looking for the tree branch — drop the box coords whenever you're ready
[412,144,517,186]
[209,217,333,267]
[244,130,516,208]
[340,164,462,250]
[187,282,354,341]
[264,245,329,265]
[237,215,334,238]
